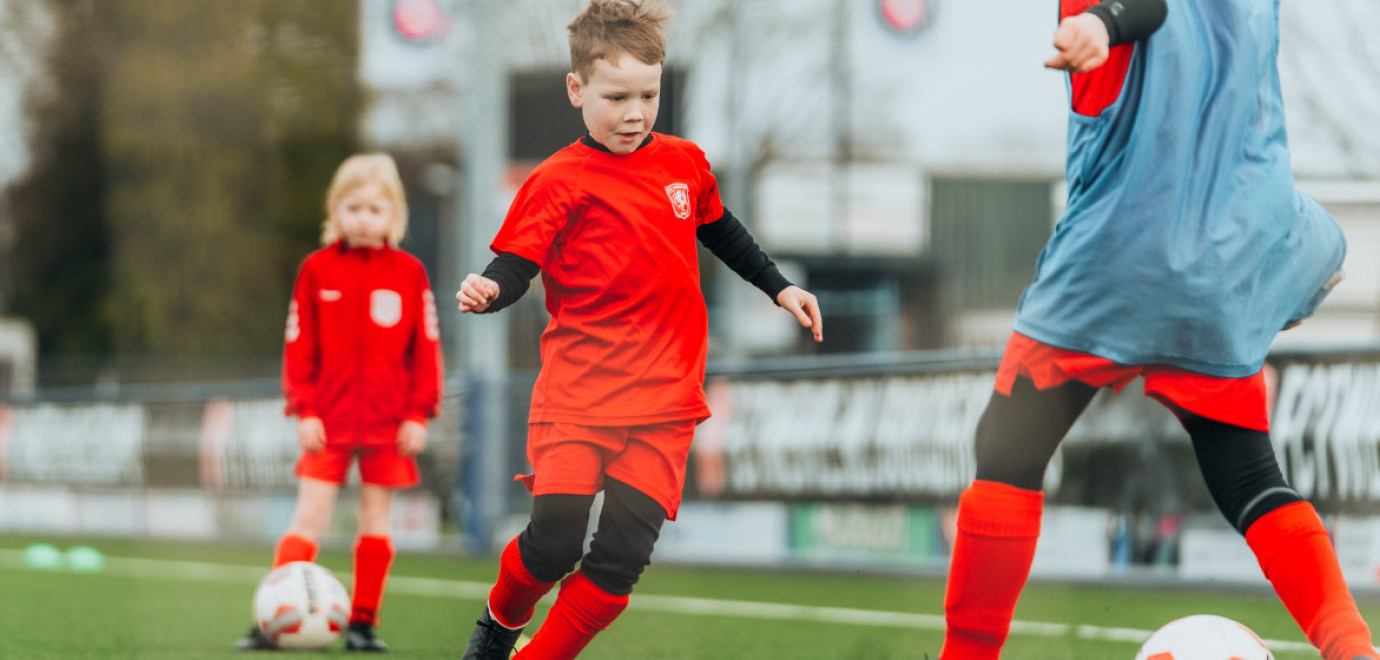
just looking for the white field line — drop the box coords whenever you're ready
[0,548,1318,653]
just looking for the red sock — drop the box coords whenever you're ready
[941,480,1044,660]
[272,533,318,568]
[514,570,627,660]
[489,536,557,628]
[350,535,395,627]
[1246,502,1378,660]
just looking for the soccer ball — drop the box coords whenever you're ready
[1135,614,1274,660]
[252,561,352,649]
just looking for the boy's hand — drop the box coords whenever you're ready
[297,417,326,453]
[1045,13,1110,73]
[397,420,428,456]
[777,285,824,343]
[456,273,500,313]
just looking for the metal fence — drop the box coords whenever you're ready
[3,343,1380,555]
[693,343,1380,514]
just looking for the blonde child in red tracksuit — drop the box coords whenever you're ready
[237,153,443,652]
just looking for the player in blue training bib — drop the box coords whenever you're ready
[1015,0,1345,378]
[938,2,1376,659]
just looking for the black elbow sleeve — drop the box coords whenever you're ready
[1086,0,1168,46]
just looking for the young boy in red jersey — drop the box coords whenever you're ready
[454,2,822,658]
[237,153,443,652]
[940,1,1376,659]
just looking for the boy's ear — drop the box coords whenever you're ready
[566,72,584,109]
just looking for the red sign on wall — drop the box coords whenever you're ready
[877,0,933,37]
[392,0,451,42]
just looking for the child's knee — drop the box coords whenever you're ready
[290,503,332,536]
[1182,413,1301,533]
[354,485,394,535]
[356,504,391,535]
[581,479,666,595]
[581,541,654,596]
[520,493,595,582]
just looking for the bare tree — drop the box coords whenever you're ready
[0,0,57,191]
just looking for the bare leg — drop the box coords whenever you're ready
[285,477,340,542]
[350,483,397,631]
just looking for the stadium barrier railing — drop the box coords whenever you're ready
[3,344,1380,582]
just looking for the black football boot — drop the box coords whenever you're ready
[345,622,389,652]
[234,625,276,651]
[462,606,525,660]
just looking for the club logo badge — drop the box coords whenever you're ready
[370,289,403,328]
[665,182,692,220]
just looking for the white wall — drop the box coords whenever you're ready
[1272,182,1380,347]
[358,0,1380,348]
[1278,0,1380,179]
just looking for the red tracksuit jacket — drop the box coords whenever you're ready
[283,241,443,445]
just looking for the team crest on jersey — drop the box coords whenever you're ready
[665,182,692,220]
[371,289,403,328]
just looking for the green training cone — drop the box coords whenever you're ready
[22,543,63,571]
[66,546,106,573]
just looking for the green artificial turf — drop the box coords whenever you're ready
[0,534,1368,659]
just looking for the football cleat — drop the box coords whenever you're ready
[345,622,389,652]
[234,624,277,651]
[462,607,525,660]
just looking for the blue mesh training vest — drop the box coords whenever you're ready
[1013,0,1345,378]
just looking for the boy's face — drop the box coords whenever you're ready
[334,182,393,248]
[566,52,662,155]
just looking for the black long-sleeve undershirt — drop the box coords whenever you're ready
[475,209,791,314]
[696,210,793,301]
[1084,0,1168,47]
[477,252,539,314]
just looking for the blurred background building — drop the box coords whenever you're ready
[0,0,1377,581]
[358,0,1380,365]
[0,0,1376,389]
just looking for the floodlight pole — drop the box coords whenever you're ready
[457,0,510,554]
[716,4,751,358]
[829,0,851,254]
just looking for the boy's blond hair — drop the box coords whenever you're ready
[321,153,409,247]
[567,0,673,83]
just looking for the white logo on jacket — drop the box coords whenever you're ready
[319,289,342,302]
[371,289,403,328]
[285,301,301,342]
[665,182,692,220]
[423,290,440,341]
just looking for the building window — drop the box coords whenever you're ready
[928,178,1054,311]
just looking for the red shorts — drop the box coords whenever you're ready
[296,444,420,488]
[996,332,1270,432]
[516,420,697,520]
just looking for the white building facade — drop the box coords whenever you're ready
[360,0,1380,355]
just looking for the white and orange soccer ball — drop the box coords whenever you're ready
[1135,614,1275,660]
[252,561,352,649]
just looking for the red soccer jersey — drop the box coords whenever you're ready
[1061,0,1136,117]
[283,242,443,445]
[492,134,725,425]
